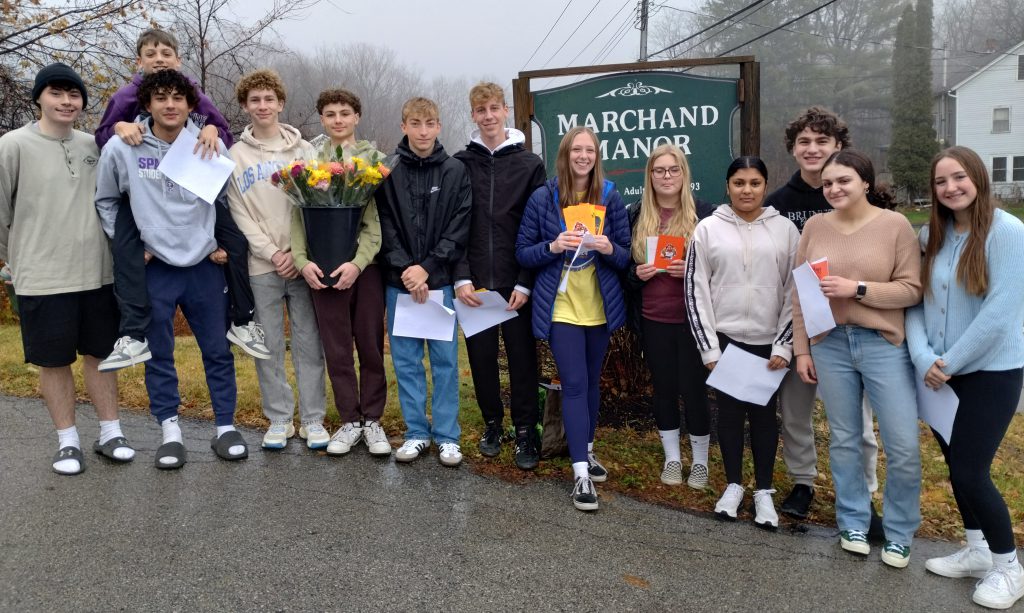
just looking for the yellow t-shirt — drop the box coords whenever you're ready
[552,192,606,325]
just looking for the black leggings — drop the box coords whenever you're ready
[715,333,779,490]
[641,318,710,436]
[936,368,1023,554]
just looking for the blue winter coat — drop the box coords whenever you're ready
[515,178,631,341]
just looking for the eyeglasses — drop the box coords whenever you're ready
[651,166,682,178]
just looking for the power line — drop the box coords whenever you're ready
[715,0,842,57]
[595,17,636,64]
[521,0,575,70]
[564,0,635,67]
[541,0,606,68]
[588,12,636,65]
[648,0,770,58]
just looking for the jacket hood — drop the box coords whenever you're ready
[140,116,201,150]
[396,136,448,166]
[784,171,820,194]
[711,203,781,224]
[239,122,304,152]
[468,128,526,154]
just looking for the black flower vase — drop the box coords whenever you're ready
[301,206,363,286]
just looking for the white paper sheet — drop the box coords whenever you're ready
[915,377,959,445]
[646,236,658,264]
[392,290,456,341]
[453,290,518,337]
[706,344,789,406]
[793,262,837,338]
[557,237,588,293]
[156,128,236,205]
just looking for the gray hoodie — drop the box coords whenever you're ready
[95,119,228,268]
[684,203,800,364]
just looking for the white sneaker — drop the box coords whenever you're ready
[299,423,330,449]
[926,546,993,579]
[261,422,294,449]
[362,421,392,456]
[395,439,429,463]
[98,336,152,372]
[438,442,463,467]
[715,483,745,520]
[226,322,271,360]
[973,562,1024,610]
[752,488,779,530]
[660,460,683,485]
[326,422,362,456]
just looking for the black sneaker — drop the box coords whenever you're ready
[780,484,814,519]
[572,477,599,511]
[868,501,886,544]
[514,426,540,471]
[478,421,503,457]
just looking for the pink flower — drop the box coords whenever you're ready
[271,172,280,185]
[290,164,303,178]
[328,162,344,175]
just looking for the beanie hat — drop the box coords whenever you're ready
[32,63,88,109]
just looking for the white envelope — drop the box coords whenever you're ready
[793,261,837,338]
[392,290,456,341]
[157,128,236,205]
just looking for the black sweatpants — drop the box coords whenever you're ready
[465,287,539,431]
[112,195,254,340]
[715,333,779,490]
[641,317,710,436]
[937,368,1023,554]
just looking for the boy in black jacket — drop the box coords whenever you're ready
[376,97,472,467]
[453,83,546,470]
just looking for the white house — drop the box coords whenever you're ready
[935,40,1024,200]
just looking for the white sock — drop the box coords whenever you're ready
[158,416,183,465]
[216,425,244,456]
[690,434,710,466]
[658,429,681,464]
[57,426,80,450]
[572,461,590,481]
[992,551,1019,567]
[53,426,81,473]
[587,441,594,454]
[966,529,990,551]
[98,419,134,460]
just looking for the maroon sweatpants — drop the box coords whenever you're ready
[310,264,387,422]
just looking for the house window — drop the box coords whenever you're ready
[993,108,1010,133]
[993,157,1007,182]
[1014,156,1024,182]
[1019,55,1024,80]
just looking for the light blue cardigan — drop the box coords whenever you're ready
[906,208,1024,376]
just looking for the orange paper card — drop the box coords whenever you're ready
[563,204,595,235]
[810,257,829,280]
[592,205,606,235]
[654,235,685,270]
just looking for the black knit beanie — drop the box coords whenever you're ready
[32,63,88,108]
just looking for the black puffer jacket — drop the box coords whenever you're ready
[375,137,472,289]
[453,135,546,290]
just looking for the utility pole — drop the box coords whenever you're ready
[638,0,650,61]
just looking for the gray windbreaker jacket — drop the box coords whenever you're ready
[684,203,800,364]
[95,119,228,267]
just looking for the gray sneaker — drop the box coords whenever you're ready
[227,322,271,359]
[98,336,152,372]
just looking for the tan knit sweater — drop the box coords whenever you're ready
[792,209,922,355]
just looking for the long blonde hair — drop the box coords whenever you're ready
[631,145,697,263]
[555,127,605,208]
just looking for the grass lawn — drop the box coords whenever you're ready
[1,322,1022,544]
[900,202,1024,226]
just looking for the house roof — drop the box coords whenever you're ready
[949,39,1024,92]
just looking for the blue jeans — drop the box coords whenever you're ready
[385,285,460,444]
[810,325,921,545]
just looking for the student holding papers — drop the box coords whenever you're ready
[626,145,713,490]
[685,156,798,529]
[905,147,1024,609]
[515,127,630,512]
[791,150,922,568]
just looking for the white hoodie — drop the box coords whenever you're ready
[684,204,799,364]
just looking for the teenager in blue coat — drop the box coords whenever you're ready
[515,126,630,512]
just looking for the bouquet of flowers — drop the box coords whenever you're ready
[271,139,393,209]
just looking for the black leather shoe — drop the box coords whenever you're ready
[780,484,814,519]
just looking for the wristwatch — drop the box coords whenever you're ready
[855,281,867,301]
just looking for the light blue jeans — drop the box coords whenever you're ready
[385,285,460,445]
[810,325,921,546]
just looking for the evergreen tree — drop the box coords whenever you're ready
[889,0,939,200]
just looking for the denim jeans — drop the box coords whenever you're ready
[385,284,460,444]
[810,325,921,546]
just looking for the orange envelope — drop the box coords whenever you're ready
[563,204,595,234]
[810,257,829,280]
[592,205,606,235]
[654,235,685,270]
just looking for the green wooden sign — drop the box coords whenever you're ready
[532,71,739,203]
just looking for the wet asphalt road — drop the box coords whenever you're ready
[0,395,983,612]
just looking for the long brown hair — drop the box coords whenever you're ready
[631,145,697,263]
[555,127,604,208]
[922,146,994,296]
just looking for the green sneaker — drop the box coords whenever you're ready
[840,530,870,556]
[881,541,911,568]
